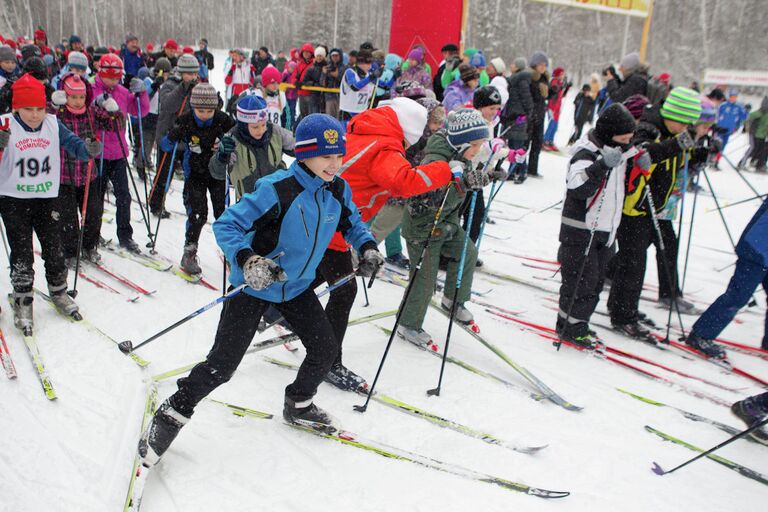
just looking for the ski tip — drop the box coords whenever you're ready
[118,341,134,354]
[651,462,666,476]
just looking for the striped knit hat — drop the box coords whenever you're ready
[190,83,218,109]
[446,108,489,152]
[660,87,702,124]
[236,94,268,124]
[294,113,346,159]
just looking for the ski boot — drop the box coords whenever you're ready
[325,362,368,392]
[82,248,102,265]
[283,396,339,434]
[731,397,768,445]
[180,243,202,276]
[385,253,410,270]
[120,238,142,254]
[611,321,657,345]
[396,325,438,351]
[138,399,191,466]
[685,332,727,359]
[151,208,171,219]
[49,284,82,321]
[11,291,33,336]
[441,296,478,331]
[556,322,602,350]
[658,296,701,315]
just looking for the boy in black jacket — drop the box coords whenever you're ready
[159,83,234,275]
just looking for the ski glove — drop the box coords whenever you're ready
[51,90,67,107]
[242,255,287,290]
[508,148,527,164]
[451,160,488,190]
[635,150,652,171]
[357,248,385,278]
[0,129,9,150]
[676,130,695,151]
[94,93,119,113]
[85,138,102,157]
[599,146,623,169]
[129,77,146,94]
[218,134,236,160]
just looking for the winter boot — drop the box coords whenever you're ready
[82,248,102,265]
[120,238,142,254]
[138,399,191,466]
[441,296,474,325]
[731,397,768,445]
[396,325,438,351]
[611,321,657,345]
[180,243,202,275]
[385,253,410,270]
[11,291,33,335]
[49,284,81,320]
[283,396,339,434]
[685,332,727,359]
[325,362,368,392]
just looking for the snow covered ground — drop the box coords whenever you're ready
[1,49,766,511]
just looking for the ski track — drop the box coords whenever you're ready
[2,49,767,511]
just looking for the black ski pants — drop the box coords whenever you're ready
[183,172,226,246]
[171,287,340,416]
[608,215,657,324]
[0,197,68,294]
[60,179,104,258]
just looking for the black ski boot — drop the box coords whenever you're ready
[731,397,768,445]
[138,399,191,466]
[11,291,33,336]
[557,324,603,350]
[180,243,202,276]
[325,362,368,392]
[611,321,657,345]
[283,396,339,434]
[685,332,727,359]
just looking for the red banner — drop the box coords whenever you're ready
[388,0,463,76]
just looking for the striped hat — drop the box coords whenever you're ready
[446,108,489,152]
[236,94,268,124]
[190,83,218,109]
[294,114,346,159]
[660,87,702,124]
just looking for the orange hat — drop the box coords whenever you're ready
[12,73,46,110]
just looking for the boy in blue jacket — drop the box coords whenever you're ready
[686,198,768,358]
[139,114,384,466]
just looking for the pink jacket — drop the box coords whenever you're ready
[91,75,149,161]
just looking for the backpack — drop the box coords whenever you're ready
[646,78,668,108]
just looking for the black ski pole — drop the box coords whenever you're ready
[69,158,96,298]
[705,192,768,213]
[147,141,180,254]
[680,172,702,295]
[719,152,763,199]
[361,276,370,307]
[651,416,768,476]
[222,170,231,295]
[112,117,154,242]
[136,97,153,225]
[644,184,687,340]
[355,185,452,413]
[664,153,690,340]
[701,168,758,307]
[427,189,478,397]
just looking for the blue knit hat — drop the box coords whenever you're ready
[236,94,268,124]
[469,51,486,68]
[294,114,346,159]
[446,108,489,152]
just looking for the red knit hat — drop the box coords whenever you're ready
[261,65,281,86]
[164,39,179,51]
[34,29,46,41]
[182,46,194,54]
[62,74,86,96]
[12,73,46,109]
[146,42,154,51]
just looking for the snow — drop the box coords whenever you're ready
[1,49,767,511]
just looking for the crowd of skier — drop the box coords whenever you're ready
[0,28,765,492]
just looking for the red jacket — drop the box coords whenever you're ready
[295,43,315,97]
[328,106,452,251]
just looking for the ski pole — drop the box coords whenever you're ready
[222,170,231,295]
[136,96,152,221]
[0,214,10,263]
[361,276,370,307]
[476,176,506,250]
[69,158,96,298]
[680,171,702,295]
[701,168,758,307]
[355,185,453,413]
[112,117,154,242]
[147,141,179,253]
[719,151,764,199]
[664,153,689,341]
[651,416,768,476]
[554,177,608,350]
[118,283,248,354]
[428,189,478,397]
[148,96,188,206]
[705,192,768,212]
[644,184,687,340]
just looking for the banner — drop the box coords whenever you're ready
[703,69,768,87]
[530,0,651,18]
[389,0,464,75]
